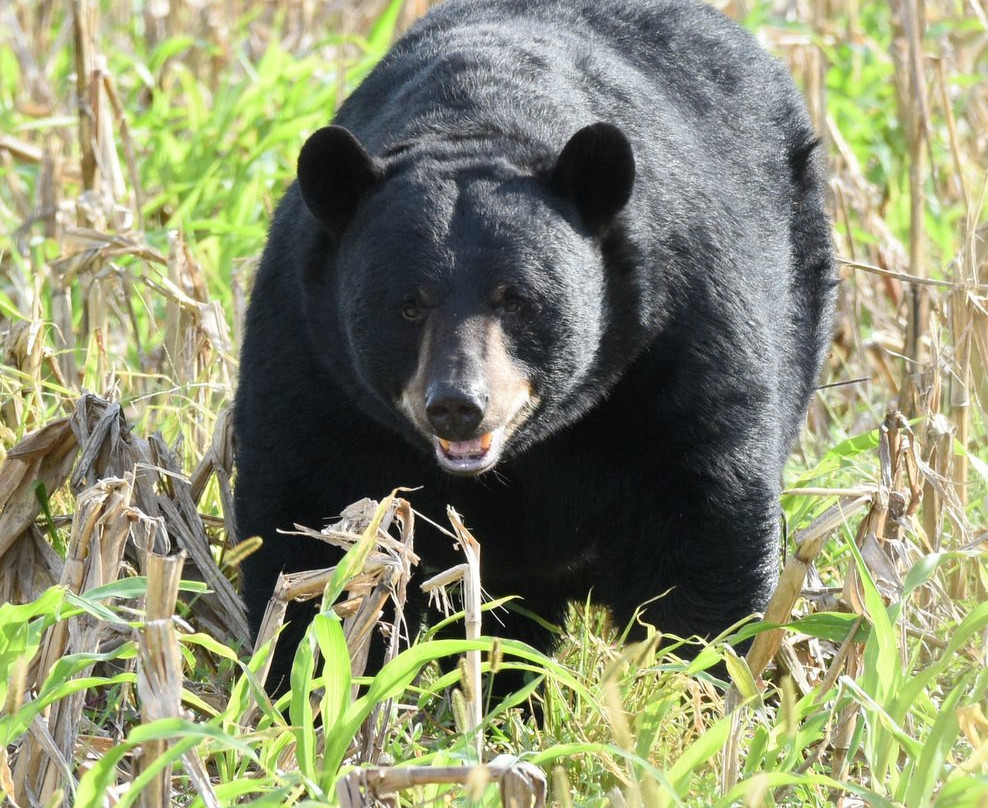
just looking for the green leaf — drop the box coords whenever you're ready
[845,532,899,702]
[366,0,406,56]
[313,613,351,785]
[666,713,732,796]
[788,612,868,643]
[933,774,988,808]
[75,718,261,808]
[900,672,968,808]
[724,650,761,706]
[289,629,318,777]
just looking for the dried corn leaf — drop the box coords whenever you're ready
[0,418,78,561]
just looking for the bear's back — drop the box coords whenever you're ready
[335,0,804,159]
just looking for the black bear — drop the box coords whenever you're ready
[234,0,835,694]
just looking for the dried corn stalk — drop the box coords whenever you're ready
[722,406,979,803]
[13,476,145,805]
[249,496,491,764]
[136,552,186,808]
[0,393,248,642]
[337,754,547,808]
[420,507,484,751]
[246,497,418,763]
[135,551,220,808]
[252,497,418,699]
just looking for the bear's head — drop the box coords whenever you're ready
[296,123,634,476]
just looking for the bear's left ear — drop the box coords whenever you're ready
[550,122,635,231]
[297,125,381,236]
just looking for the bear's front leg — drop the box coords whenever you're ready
[594,472,782,653]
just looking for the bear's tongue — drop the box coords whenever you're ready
[437,432,493,459]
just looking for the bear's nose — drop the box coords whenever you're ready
[425,382,486,439]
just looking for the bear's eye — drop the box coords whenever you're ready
[494,287,527,316]
[400,300,422,322]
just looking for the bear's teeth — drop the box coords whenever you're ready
[438,434,493,458]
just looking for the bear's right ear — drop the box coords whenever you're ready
[550,122,635,232]
[297,125,381,236]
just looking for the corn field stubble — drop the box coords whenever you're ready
[0,0,985,806]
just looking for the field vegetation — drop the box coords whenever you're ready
[0,0,985,806]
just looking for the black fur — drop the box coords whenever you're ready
[234,0,836,694]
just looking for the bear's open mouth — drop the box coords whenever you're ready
[434,429,503,475]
